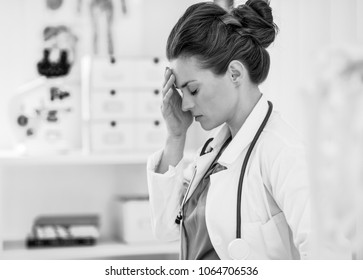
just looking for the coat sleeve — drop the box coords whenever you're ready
[146,149,196,241]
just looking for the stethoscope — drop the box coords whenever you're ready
[176,100,273,260]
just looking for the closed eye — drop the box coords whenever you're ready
[190,89,198,96]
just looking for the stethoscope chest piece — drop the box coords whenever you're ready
[228,238,250,260]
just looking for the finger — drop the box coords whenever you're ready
[162,87,174,104]
[162,74,176,98]
[162,67,172,88]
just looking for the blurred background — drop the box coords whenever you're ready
[0,0,362,259]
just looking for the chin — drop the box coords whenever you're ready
[199,121,219,131]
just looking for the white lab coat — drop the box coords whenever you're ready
[147,96,311,260]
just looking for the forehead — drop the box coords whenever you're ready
[170,56,206,87]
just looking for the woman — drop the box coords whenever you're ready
[147,0,310,260]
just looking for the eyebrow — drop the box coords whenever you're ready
[174,80,196,89]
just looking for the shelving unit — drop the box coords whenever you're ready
[0,150,196,260]
[0,151,195,166]
[0,155,181,260]
[1,240,179,260]
[0,152,150,166]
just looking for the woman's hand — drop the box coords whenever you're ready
[161,67,193,139]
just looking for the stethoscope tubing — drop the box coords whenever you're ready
[236,100,273,238]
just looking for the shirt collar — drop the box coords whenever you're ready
[206,95,270,166]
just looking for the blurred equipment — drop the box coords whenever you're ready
[116,196,156,244]
[90,0,113,60]
[304,46,363,259]
[46,0,63,10]
[9,77,81,154]
[37,48,71,77]
[10,15,81,154]
[37,25,78,78]
[89,0,127,59]
[120,0,127,14]
[27,214,100,248]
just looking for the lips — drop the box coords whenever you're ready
[194,115,202,121]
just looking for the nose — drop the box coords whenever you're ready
[181,94,194,112]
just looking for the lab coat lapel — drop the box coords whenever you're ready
[184,125,231,202]
[185,151,217,202]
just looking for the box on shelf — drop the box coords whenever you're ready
[116,196,157,244]
[90,89,135,120]
[91,57,166,88]
[90,120,134,152]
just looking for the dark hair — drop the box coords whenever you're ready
[166,0,278,84]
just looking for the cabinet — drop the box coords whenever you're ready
[84,56,167,154]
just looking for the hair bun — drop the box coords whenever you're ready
[232,0,278,48]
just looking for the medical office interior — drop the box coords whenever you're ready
[0,0,362,260]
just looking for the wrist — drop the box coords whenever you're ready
[166,134,186,144]
[164,134,186,159]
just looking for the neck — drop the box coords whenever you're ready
[227,86,262,138]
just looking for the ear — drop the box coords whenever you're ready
[227,60,245,85]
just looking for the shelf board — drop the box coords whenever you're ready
[0,240,179,260]
[0,151,195,166]
[0,152,150,165]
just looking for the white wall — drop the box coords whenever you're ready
[261,0,363,135]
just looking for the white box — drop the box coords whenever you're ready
[90,89,135,120]
[91,57,166,88]
[135,119,166,151]
[90,120,134,152]
[116,197,157,244]
[91,58,137,88]
[135,89,163,119]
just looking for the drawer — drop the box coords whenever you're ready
[135,119,166,151]
[90,89,135,120]
[90,120,134,152]
[138,58,167,87]
[135,89,162,119]
[91,57,166,88]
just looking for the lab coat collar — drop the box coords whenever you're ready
[210,95,270,166]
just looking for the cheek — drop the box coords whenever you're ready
[209,91,230,112]
[199,81,232,115]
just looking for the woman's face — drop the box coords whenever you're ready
[170,56,237,131]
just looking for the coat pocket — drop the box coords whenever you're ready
[242,212,293,259]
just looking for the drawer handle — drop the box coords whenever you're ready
[153,57,159,64]
[154,89,160,95]
[110,121,117,127]
[110,89,116,96]
[154,120,160,126]
[17,115,28,127]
